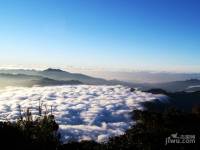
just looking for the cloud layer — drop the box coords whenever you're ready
[0,85,165,142]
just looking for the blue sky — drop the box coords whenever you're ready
[0,0,200,72]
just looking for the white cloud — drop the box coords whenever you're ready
[0,85,165,143]
[187,85,200,89]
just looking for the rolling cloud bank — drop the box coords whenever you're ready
[0,85,166,142]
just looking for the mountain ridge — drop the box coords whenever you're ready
[0,73,82,88]
[1,68,200,92]
[0,68,111,85]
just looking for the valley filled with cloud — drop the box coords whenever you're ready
[0,85,166,143]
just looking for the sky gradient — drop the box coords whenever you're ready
[0,0,200,72]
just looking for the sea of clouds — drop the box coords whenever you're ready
[0,85,166,143]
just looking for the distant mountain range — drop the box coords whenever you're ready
[0,68,110,86]
[98,71,200,83]
[0,68,115,88]
[108,79,200,92]
[144,79,200,92]
[0,73,82,88]
[0,68,200,92]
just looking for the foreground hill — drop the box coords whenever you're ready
[144,89,200,112]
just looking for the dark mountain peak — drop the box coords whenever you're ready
[43,68,66,73]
